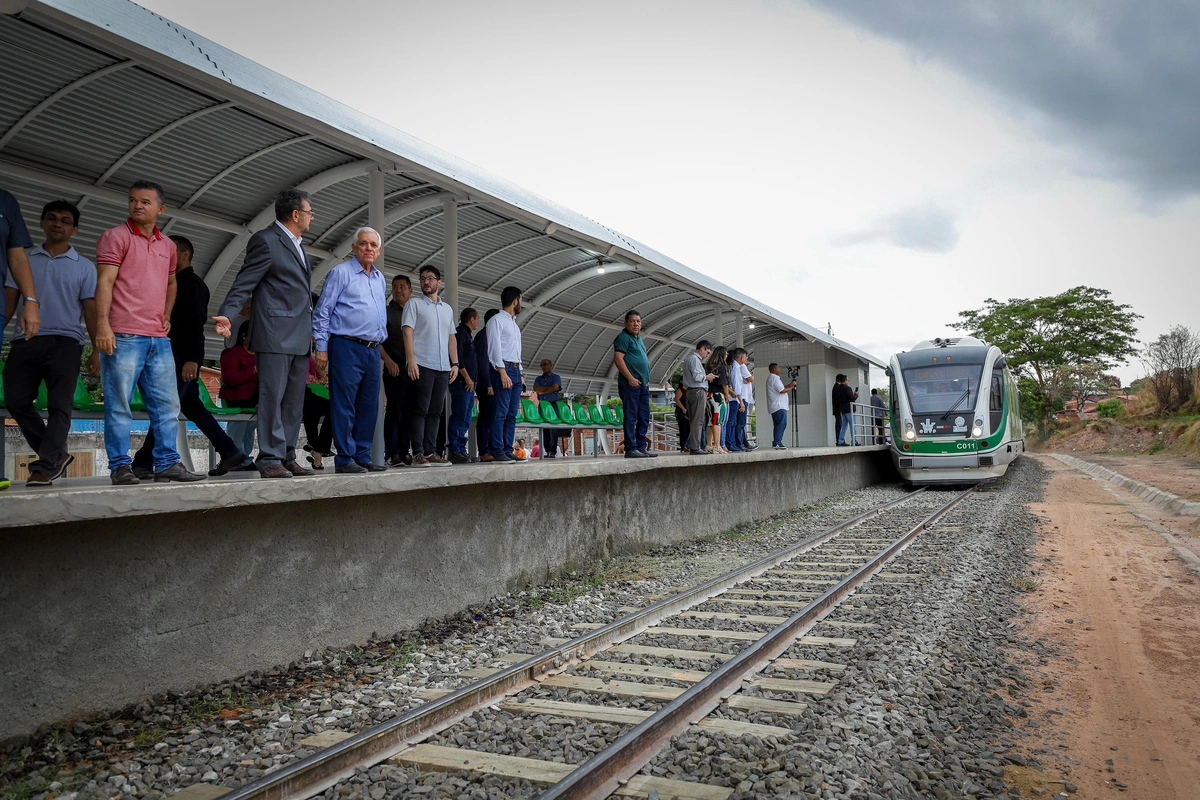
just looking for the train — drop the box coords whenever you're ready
[887,336,1025,485]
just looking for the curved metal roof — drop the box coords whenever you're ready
[0,0,883,395]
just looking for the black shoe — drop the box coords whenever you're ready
[110,465,141,485]
[495,453,518,464]
[132,465,155,480]
[209,451,250,477]
[624,450,647,459]
[360,462,387,472]
[335,462,368,474]
[639,450,658,458]
[449,452,471,464]
[154,463,207,483]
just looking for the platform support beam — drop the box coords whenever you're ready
[370,167,386,465]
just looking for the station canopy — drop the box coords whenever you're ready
[0,0,883,394]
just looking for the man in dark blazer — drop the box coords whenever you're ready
[213,189,316,478]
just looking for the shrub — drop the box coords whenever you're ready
[1096,399,1124,418]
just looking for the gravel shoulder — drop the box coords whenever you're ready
[1015,455,1200,798]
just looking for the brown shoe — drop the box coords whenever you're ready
[426,454,451,466]
[26,469,53,487]
[480,454,494,463]
[411,454,431,468]
[50,454,75,481]
[284,460,315,476]
[260,463,293,478]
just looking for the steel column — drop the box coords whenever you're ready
[370,168,386,465]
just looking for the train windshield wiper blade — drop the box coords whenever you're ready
[940,382,971,420]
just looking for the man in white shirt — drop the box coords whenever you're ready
[735,349,757,451]
[486,285,524,463]
[766,363,797,448]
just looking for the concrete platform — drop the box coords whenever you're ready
[0,445,890,742]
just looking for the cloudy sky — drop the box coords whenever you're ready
[140,0,1200,384]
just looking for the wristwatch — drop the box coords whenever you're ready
[451,362,459,368]
[23,296,39,305]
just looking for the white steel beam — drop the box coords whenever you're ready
[0,60,136,151]
[95,101,235,185]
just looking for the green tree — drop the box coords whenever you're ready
[953,286,1140,431]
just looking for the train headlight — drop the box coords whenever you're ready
[904,430,916,440]
[971,426,983,437]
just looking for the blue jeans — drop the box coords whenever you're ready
[771,409,787,446]
[490,365,522,457]
[839,411,854,445]
[477,389,495,456]
[448,381,474,454]
[100,334,182,471]
[328,335,381,466]
[133,369,241,470]
[618,382,650,453]
[727,403,747,450]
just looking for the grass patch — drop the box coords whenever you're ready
[1009,575,1042,593]
[388,641,421,669]
[131,725,167,750]
[0,780,39,800]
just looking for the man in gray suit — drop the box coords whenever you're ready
[213,189,316,478]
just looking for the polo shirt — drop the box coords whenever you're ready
[766,373,788,414]
[0,189,33,291]
[401,292,455,371]
[533,371,562,403]
[6,245,96,345]
[383,300,407,365]
[95,219,176,337]
[613,329,650,386]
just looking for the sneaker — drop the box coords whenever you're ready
[209,451,250,477]
[154,463,207,483]
[448,452,471,465]
[0,477,9,490]
[426,454,452,467]
[384,455,403,468]
[110,465,141,485]
[411,454,431,468]
[50,454,75,481]
[26,469,53,487]
[495,453,518,463]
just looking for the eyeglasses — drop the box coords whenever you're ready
[297,207,315,217]
[419,276,440,283]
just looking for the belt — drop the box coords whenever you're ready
[333,334,381,348]
[504,360,521,367]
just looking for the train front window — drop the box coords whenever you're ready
[901,363,985,417]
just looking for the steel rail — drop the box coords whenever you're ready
[537,486,977,800]
[215,488,928,800]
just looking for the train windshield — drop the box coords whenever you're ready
[901,363,985,416]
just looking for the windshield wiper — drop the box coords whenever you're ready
[940,381,971,420]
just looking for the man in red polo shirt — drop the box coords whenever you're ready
[95,180,205,485]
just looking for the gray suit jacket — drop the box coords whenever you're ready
[219,223,313,356]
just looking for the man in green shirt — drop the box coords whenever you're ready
[613,309,654,458]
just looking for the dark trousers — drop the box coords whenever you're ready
[303,388,333,455]
[874,420,887,444]
[5,335,80,473]
[134,360,241,470]
[674,407,689,450]
[328,336,380,466]
[618,382,650,453]
[490,365,522,458]
[256,351,308,467]
[731,403,748,449]
[383,369,413,459]
[477,389,495,456]
[410,367,449,456]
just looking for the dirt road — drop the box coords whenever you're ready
[1017,455,1200,797]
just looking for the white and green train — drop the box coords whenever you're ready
[887,336,1025,485]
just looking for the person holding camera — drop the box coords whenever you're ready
[766,363,797,449]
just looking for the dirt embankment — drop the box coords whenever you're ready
[1034,417,1200,457]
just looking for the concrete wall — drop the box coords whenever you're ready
[0,448,889,742]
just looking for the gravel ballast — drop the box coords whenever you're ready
[1,460,1049,800]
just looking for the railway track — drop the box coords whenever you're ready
[219,486,975,800]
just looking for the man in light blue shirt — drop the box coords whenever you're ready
[313,227,387,473]
[402,265,459,466]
